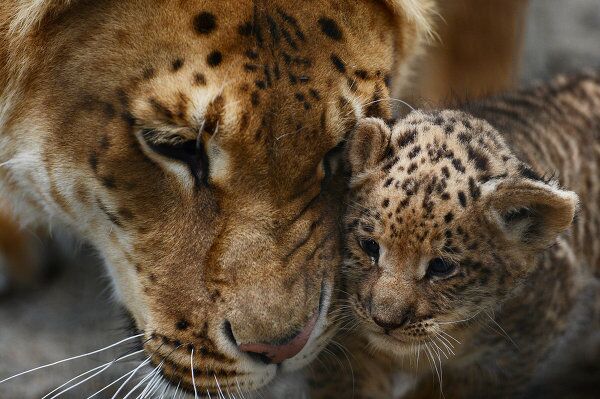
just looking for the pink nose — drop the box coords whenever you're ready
[238,313,318,364]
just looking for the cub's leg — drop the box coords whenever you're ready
[414,0,528,105]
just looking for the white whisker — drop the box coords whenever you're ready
[112,356,153,399]
[0,333,144,385]
[86,364,142,398]
[191,349,199,399]
[46,349,144,398]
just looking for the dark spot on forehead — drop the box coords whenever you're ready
[207,51,223,67]
[142,67,155,80]
[251,91,260,106]
[171,58,184,72]
[193,72,206,86]
[238,21,253,36]
[330,54,346,74]
[194,12,217,35]
[355,70,369,80]
[318,17,343,41]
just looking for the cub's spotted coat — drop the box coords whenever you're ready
[311,71,600,398]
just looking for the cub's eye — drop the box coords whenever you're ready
[360,239,380,261]
[426,258,455,278]
[140,129,209,185]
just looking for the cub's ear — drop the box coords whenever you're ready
[346,118,391,175]
[485,178,578,250]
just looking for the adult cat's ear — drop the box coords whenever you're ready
[485,178,578,251]
[346,118,391,175]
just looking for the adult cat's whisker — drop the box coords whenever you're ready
[0,333,144,385]
[46,349,145,399]
[117,343,172,399]
[111,356,153,399]
[86,366,138,399]
[214,374,226,399]
[134,344,180,399]
[191,349,199,399]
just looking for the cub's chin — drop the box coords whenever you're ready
[365,331,419,358]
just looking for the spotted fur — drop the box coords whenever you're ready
[331,71,600,398]
[0,0,438,395]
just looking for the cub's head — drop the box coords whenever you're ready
[0,0,434,395]
[344,112,578,359]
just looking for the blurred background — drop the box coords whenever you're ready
[1,0,599,397]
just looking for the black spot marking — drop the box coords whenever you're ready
[194,12,217,35]
[458,191,467,207]
[244,63,259,72]
[355,70,369,80]
[444,212,454,223]
[176,319,190,330]
[398,129,417,148]
[255,80,267,90]
[266,15,281,44]
[88,152,99,172]
[468,177,481,200]
[519,164,544,182]
[318,17,343,41]
[193,72,207,86]
[441,166,450,178]
[467,146,489,171]
[206,51,223,67]
[407,163,418,174]
[382,199,390,208]
[451,159,466,173]
[441,192,450,201]
[330,54,346,73]
[309,89,321,100]
[251,91,260,106]
[142,67,155,80]
[408,145,421,159]
[295,92,305,102]
[384,177,394,188]
[171,58,184,72]
[101,175,117,190]
[238,22,253,36]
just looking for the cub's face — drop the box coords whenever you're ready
[344,113,577,360]
[2,0,432,394]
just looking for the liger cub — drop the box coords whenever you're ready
[311,71,600,399]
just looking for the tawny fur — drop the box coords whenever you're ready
[0,0,433,395]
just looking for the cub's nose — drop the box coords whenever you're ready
[238,313,318,364]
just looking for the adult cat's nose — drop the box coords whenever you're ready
[238,312,318,364]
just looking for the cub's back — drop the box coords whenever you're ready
[465,71,600,274]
